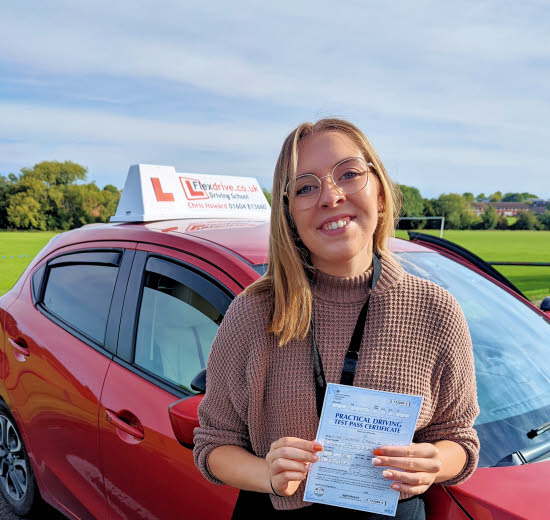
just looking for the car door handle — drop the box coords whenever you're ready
[105,409,145,440]
[8,337,30,357]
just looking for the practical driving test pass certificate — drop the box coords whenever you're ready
[303,383,423,516]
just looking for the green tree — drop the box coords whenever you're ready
[4,160,122,230]
[19,160,87,187]
[98,185,121,221]
[0,174,17,228]
[6,192,45,229]
[475,193,487,202]
[481,205,498,230]
[262,188,272,206]
[489,191,503,202]
[432,194,463,229]
[536,211,550,230]
[461,207,482,230]
[431,193,481,230]
[53,183,121,229]
[81,184,121,223]
[6,161,89,230]
[103,184,120,195]
[502,193,519,202]
[57,183,99,230]
[398,185,424,229]
[501,192,538,202]
[422,198,439,229]
[496,214,508,229]
[6,174,50,229]
[511,210,539,230]
[462,192,475,202]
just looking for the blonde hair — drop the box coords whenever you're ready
[245,118,402,346]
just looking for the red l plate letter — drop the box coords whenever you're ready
[151,178,175,202]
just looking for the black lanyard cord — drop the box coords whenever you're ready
[312,253,382,418]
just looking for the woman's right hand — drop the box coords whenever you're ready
[265,437,322,497]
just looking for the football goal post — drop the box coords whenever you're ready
[398,216,445,238]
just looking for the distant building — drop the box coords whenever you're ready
[471,201,530,217]
[472,202,488,216]
[492,202,530,216]
[531,200,549,214]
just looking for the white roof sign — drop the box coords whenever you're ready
[111,164,271,222]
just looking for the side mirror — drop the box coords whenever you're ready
[191,368,207,394]
[541,296,550,317]
[168,369,207,448]
[169,395,203,448]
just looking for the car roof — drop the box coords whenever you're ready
[48,219,432,265]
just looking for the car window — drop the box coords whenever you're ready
[43,264,119,344]
[253,263,268,276]
[134,271,223,393]
[398,251,550,467]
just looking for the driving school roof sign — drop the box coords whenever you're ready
[111,164,271,222]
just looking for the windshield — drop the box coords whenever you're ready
[398,252,550,467]
[253,264,268,276]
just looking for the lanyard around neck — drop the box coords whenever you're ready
[311,253,382,418]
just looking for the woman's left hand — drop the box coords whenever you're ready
[372,442,442,495]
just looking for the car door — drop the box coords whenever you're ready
[3,244,135,520]
[99,246,240,520]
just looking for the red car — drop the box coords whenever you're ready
[1,218,549,519]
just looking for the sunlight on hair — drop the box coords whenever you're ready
[244,118,403,346]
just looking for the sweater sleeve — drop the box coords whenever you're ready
[193,295,253,485]
[414,293,480,487]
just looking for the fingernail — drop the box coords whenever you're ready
[373,449,383,456]
[312,455,319,461]
[372,457,382,465]
[313,444,323,451]
[383,470,393,478]
[392,484,401,491]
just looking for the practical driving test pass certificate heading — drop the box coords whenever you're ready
[304,384,423,516]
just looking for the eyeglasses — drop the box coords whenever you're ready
[284,157,374,210]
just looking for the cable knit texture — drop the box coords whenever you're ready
[193,254,480,511]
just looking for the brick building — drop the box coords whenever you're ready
[471,202,531,217]
[532,200,550,214]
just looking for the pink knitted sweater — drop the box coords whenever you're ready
[193,255,480,511]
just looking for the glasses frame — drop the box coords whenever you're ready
[283,156,375,209]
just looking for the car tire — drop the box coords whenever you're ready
[0,401,39,516]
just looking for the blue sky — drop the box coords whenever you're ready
[1,0,549,199]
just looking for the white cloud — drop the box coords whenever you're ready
[0,102,286,188]
[2,1,549,133]
[0,102,288,152]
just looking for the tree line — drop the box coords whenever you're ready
[1,161,548,231]
[399,185,550,231]
[0,161,120,230]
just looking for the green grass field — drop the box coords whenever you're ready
[395,229,550,302]
[0,231,59,296]
[1,230,549,303]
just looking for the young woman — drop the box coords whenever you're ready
[194,119,479,519]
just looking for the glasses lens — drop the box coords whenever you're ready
[292,174,321,209]
[332,158,369,195]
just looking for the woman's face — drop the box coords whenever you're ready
[290,131,382,277]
